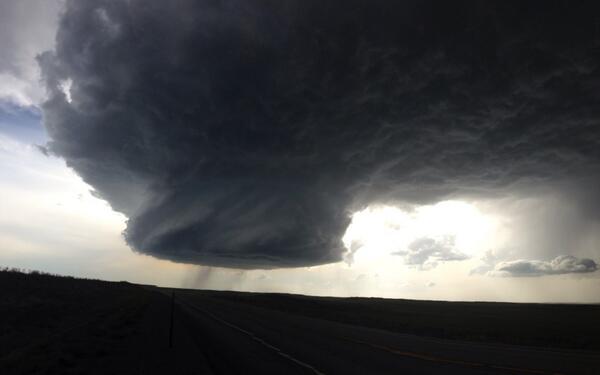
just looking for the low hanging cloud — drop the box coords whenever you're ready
[489,255,598,277]
[394,236,468,270]
[39,0,600,268]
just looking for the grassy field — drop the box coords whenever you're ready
[0,269,153,374]
[195,289,600,351]
[1,269,598,374]
[0,269,220,375]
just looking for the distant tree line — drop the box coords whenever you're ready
[0,266,69,277]
[0,266,102,282]
[0,266,129,285]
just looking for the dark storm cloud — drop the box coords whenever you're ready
[40,0,600,268]
[490,255,598,277]
[394,236,468,269]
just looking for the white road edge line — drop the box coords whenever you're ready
[179,299,326,375]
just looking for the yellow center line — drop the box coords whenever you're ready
[340,336,565,375]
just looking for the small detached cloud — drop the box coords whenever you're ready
[394,236,468,270]
[489,255,598,277]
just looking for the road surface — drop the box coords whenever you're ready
[159,289,600,375]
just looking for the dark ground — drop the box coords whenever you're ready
[1,269,599,374]
[0,270,211,374]
[196,289,600,350]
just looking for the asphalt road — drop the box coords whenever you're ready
[166,289,600,375]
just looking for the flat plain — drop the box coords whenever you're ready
[1,269,599,374]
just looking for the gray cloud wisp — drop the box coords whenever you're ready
[490,255,598,277]
[394,236,468,270]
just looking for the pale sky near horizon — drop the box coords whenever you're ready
[1,0,600,303]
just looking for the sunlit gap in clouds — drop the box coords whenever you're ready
[342,200,501,265]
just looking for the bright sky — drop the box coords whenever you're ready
[0,0,599,303]
[2,131,598,302]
